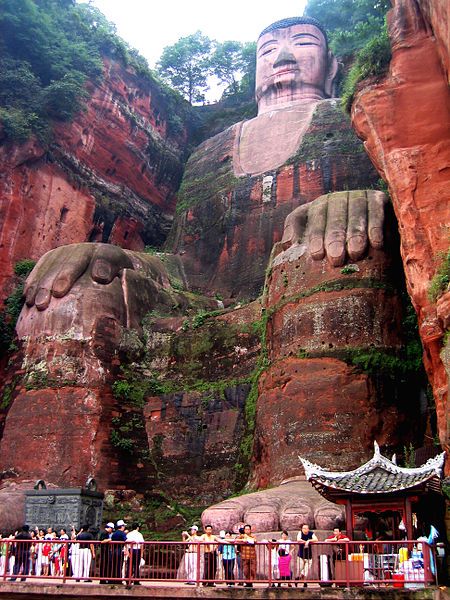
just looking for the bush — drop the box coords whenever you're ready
[14,259,36,277]
[0,259,35,355]
[40,72,88,121]
[342,26,391,112]
[0,107,36,142]
[428,251,450,302]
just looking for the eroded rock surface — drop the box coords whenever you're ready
[0,59,189,302]
[352,0,450,455]
[168,100,378,300]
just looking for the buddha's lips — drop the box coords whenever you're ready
[271,68,300,78]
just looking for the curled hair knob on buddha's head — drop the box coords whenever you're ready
[259,16,329,48]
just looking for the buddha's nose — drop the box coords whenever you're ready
[273,47,297,69]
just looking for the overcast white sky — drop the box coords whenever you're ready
[87,0,308,100]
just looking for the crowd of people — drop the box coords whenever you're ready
[181,523,349,588]
[0,520,144,584]
[0,521,354,586]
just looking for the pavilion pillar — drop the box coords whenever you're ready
[405,497,413,539]
[345,500,353,538]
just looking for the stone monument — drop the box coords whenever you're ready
[25,478,103,532]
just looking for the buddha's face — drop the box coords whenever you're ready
[256,23,332,111]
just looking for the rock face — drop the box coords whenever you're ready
[0,58,189,301]
[168,100,378,300]
[250,196,422,488]
[0,7,445,534]
[351,0,450,455]
[0,387,116,489]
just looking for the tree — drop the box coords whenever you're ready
[210,40,245,95]
[212,41,256,106]
[157,31,212,104]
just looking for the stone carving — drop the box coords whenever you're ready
[6,15,418,531]
[25,487,104,532]
[16,18,383,344]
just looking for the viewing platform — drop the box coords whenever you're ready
[0,581,446,600]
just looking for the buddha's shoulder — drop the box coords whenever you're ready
[184,122,240,177]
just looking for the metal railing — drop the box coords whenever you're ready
[0,539,436,588]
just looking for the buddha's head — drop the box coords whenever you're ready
[256,17,338,113]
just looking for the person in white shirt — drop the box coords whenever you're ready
[277,530,293,554]
[181,525,202,585]
[126,523,145,584]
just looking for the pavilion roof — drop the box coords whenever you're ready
[300,442,445,501]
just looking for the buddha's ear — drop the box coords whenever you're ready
[324,51,339,98]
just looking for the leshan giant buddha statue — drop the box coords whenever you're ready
[8,17,417,531]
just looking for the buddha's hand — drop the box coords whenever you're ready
[23,243,134,311]
[281,190,387,267]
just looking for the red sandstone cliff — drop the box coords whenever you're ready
[0,58,189,302]
[351,0,450,455]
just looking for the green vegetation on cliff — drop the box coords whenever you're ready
[304,0,391,110]
[341,25,391,112]
[0,0,184,143]
[1,0,100,141]
[428,250,450,303]
[0,259,36,356]
[304,0,390,59]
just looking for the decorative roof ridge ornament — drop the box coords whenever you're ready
[300,441,446,482]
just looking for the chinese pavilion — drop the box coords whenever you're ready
[300,442,446,540]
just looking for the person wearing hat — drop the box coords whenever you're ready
[98,522,114,584]
[110,520,127,582]
[181,525,201,585]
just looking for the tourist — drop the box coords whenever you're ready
[277,530,294,554]
[277,548,292,587]
[268,539,279,586]
[126,522,144,584]
[58,529,69,577]
[10,524,32,581]
[98,522,114,584]
[297,523,317,587]
[181,525,201,585]
[221,531,236,587]
[0,533,7,577]
[235,526,245,585]
[34,530,45,577]
[239,524,257,588]
[325,527,349,560]
[6,532,15,575]
[72,524,95,582]
[277,530,294,580]
[200,524,217,587]
[49,531,61,576]
[29,530,37,576]
[41,535,51,577]
[110,519,127,582]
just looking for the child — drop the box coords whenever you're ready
[278,548,292,587]
[41,540,51,576]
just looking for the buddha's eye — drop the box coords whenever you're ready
[260,46,277,57]
[294,42,317,47]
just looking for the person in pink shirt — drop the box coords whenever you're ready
[277,549,292,587]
